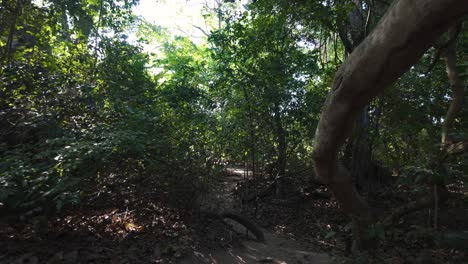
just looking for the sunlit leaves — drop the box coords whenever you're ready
[208,3,320,163]
[0,0,153,212]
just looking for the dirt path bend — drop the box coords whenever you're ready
[181,167,333,264]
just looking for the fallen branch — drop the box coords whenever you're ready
[443,141,468,155]
[380,186,448,228]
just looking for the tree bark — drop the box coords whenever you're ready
[337,0,372,191]
[441,23,464,147]
[348,109,372,189]
[432,22,463,231]
[312,0,468,251]
[2,0,22,65]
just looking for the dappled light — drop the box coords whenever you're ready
[1,0,468,263]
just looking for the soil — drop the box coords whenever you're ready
[1,166,466,263]
[179,168,334,263]
[0,168,334,264]
[180,230,331,264]
[231,169,468,264]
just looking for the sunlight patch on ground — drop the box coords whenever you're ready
[226,167,254,178]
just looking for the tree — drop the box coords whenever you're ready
[209,4,318,193]
[0,0,156,212]
[336,0,372,191]
[312,0,468,250]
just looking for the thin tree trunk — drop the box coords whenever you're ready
[441,23,464,147]
[242,87,256,178]
[273,105,287,196]
[2,0,22,65]
[433,22,464,230]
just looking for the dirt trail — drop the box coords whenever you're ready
[181,167,332,264]
[182,232,331,264]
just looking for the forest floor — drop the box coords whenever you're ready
[0,167,333,264]
[1,166,467,263]
[178,168,334,263]
[230,169,468,264]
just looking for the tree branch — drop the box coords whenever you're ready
[312,0,468,251]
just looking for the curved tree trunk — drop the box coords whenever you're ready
[312,0,468,251]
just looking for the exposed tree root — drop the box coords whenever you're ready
[221,212,265,243]
[201,211,265,243]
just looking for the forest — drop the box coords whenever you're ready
[0,0,467,263]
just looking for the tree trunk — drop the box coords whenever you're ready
[433,22,464,230]
[441,23,464,147]
[312,0,468,251]
[2,0,22,65]
[337,0,372,191]
[349,109,372,190]
[242,86,256,178]
[249,112,256,178]
[273,106,287,196]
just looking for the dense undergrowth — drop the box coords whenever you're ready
[1,0,467,263]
